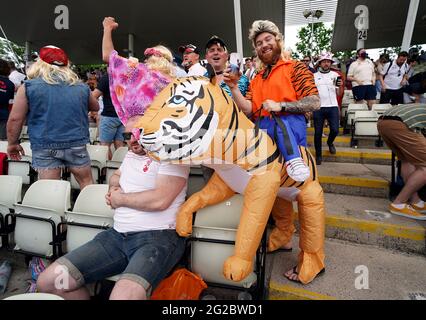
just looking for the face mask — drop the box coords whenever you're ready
[359,52,367,59]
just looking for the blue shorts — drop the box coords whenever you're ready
[352,85,377,101]
[56,228,186,292]
[99,116,125,143]
[31,145,91,170]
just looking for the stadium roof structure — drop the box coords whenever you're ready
[332,0,426,51]
[0,0,285,64]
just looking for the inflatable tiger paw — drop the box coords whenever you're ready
[223,256,253,282]
[175,210,193,237]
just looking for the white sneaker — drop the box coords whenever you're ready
[285,158,310,182]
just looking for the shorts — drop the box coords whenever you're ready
[32,145,91,170]
[377,119,426,167]
[99,116,125,143]
[56,228,186,292]
[352,85,377,101]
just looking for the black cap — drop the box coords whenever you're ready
[178,44,200,55]
[205,36,227,50]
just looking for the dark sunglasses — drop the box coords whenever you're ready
[122,132,134,140]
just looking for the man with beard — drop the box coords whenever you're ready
[225,20,321,183]
[313,52,344,165]
[225,20,324,284]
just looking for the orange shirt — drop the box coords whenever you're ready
[249,59,318,118]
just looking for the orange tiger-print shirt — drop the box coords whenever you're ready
[248,59,319,119]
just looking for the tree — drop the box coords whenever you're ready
[0,37,26,67]
[294,22,332,59]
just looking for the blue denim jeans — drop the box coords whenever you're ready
[99,116,125,143]
[31,145,91,170]
[313,107,340,158]
[56,228,186,292]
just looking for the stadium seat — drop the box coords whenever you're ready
[89,127,99,145]
[70,145,109,188]
[7,141,35,185]
[351,110,380,147]
[345,103,369,132]
[105,147,129,184]
[0,141,7,153]
[12,180,71,258]
[187,175,207,198]
[64,184,114,253]
[372,103,392,116]
[189,194,265,298]
[0,176,22,248]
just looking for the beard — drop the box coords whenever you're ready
[258,45,281,65]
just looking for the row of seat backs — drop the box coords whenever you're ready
[1,175,257,288]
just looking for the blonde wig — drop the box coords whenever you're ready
[26,59,80,85]
[145,45,176,78]
[248,20,288,69]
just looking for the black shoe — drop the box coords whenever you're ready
[316,157,322,165]
[328,143,336,155]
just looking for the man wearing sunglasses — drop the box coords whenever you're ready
[379,51,409,105]
[38,116,190,300]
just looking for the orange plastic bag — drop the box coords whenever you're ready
[151,268,207,300]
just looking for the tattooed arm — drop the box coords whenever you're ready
[262,95,321,114]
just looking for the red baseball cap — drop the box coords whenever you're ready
[39,45,69,66]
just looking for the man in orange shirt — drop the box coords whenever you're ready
[225,20,322,283]
[226,20,320,183]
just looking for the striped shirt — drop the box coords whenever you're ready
[383,104,426,134]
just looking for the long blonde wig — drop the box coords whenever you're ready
[145,45,176,78]
[26,59,80,85]
[248,20,289,70]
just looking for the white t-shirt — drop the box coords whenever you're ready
[314,70,339,107]
[9,70,26,88]
[113,152,190,233]
[187,62,207,76]
[381,61,409,90]
[347,59,375,87]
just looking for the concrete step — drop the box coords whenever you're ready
[318,162,390,198]
[306,127,344,135]
[309,147,391,165]
[295,193,426,255]
[306,134,386,149]
[267,237,426,300]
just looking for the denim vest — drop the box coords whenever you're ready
[25,78,90,151]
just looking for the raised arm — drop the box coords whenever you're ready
[102,17,119,63]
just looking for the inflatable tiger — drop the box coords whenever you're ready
[136,74,325,284]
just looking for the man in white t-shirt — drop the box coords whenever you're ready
[8,61,26,92]
[37,115,190,300]
[379,51,409,105]
[347,48,377,109]
[313,52,344,165]
[178,44,207,76]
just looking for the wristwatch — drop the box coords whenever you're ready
[280,102,287,111]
